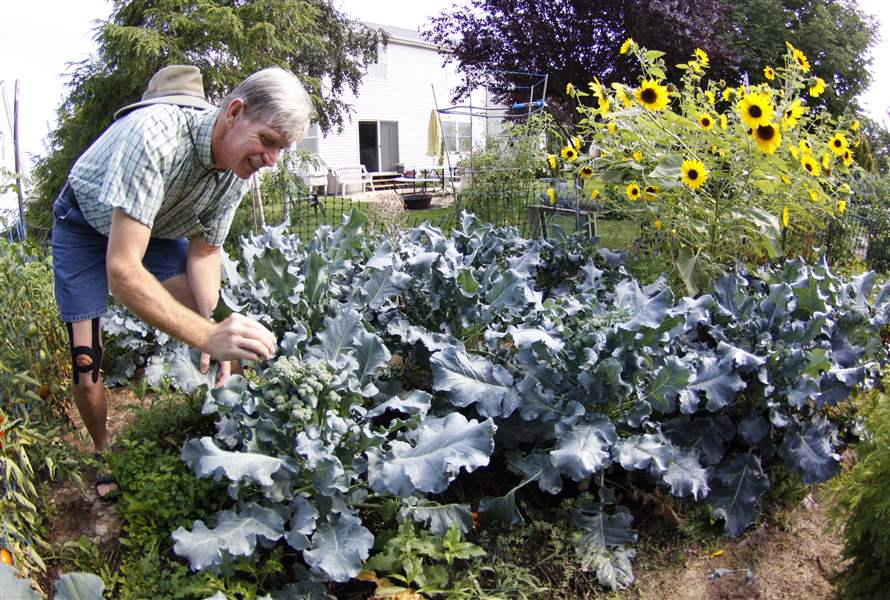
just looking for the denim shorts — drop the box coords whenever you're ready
[51,183,188,323]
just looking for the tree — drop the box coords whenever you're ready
[423,0,736,122]
[424,0,876,124]
[728,0,877,115]
[29,0,384,233]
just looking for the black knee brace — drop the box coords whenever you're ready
[65,318,102,385]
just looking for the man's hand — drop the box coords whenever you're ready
[202,313,277,363]
[199,352,234,386]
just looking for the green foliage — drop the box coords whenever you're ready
[557,42,862,293]
[827,369,890,600]
[365,520,486,596]
[0,240,81,582]
[29,0,383,234]
[0,240,70,415]
[728,0,878,116]
[90,389,232,598]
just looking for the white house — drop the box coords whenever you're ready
[297,23,490,192]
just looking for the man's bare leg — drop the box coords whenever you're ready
[68,318,117,497]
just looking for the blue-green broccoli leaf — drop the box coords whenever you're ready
[663,448,710,500]
[551,416,617,480]
[182,437,298,501]
[430,346,519,418]
[779,419,840,484]
[399,498,475,535]
[571,501,638,590]
[0,563,42,599]
[303,514,374,582]
[367,412,496,495]
[54,573,106,600]
[172,503,286,571]
[707,453,770,536]
[690,355,746,412]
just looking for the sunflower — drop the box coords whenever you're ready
[644,185,660,201]
[635,79,670,111]
[828,132,848,156]
[752,122,782,154]
[698,113,715,131]
[561,145,578,162]
[547,154,558,170]
[852,120,860,132]
[608,121,617,134]
[822,152,832,170]
[800,154,821,177]
[620,38,634,55]
[632,150,644,162]
[704,90,716,105]
[578,165,594,179]
[791,47,811,72]
[615,85,632,108]
[655,219,663,231]
[572,136,583,150]
[590,188,601,200]
[681,159,709,190]
[693,48,710,67]
[546,188,557,205]
[838,200,847,215]
[597,96,612,117]
[781,99,807,130]
[764,66,776,81]
[719,113,728,130]
[722,87,734,101]
[566,82,575,95]
[809,188,820,202]
[626,182,642,201]
[799,139,813,154]
[843,149,854,167]
[782,206,790,228]
[809,77,826,97]
[737,92,775,129]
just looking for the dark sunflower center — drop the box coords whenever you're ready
[641,88,657,104]
[805,162,813,172]
[833,139,842,148]
[785,109,792,118]
[757,125,776,141]
[702,117,711,126]
[688,169,699,180]
[748,105,763,118]
[646,186,657,193]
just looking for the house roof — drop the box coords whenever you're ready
[363,22,442,52]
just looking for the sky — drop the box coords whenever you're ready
[1,0,888,177]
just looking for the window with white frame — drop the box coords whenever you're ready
[294,123,319,154]
[442,120,472,153]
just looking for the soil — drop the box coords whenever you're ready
[623,493,846,600]
[43,386,848,599]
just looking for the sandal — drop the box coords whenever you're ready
[93,452,120,500]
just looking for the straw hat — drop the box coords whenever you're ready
[113,65,214,120]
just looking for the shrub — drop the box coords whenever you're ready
[827,369,890,600]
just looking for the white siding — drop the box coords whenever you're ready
[316,29,486,183]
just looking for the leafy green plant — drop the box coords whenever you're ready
[827,368,890,600]
[109,211,890,593]
[364,520,485,596]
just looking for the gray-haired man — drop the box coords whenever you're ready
[51,65,313,496]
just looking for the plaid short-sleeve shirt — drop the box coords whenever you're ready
[69,104,249,246]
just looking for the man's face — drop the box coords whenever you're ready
[215,99,288,179]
